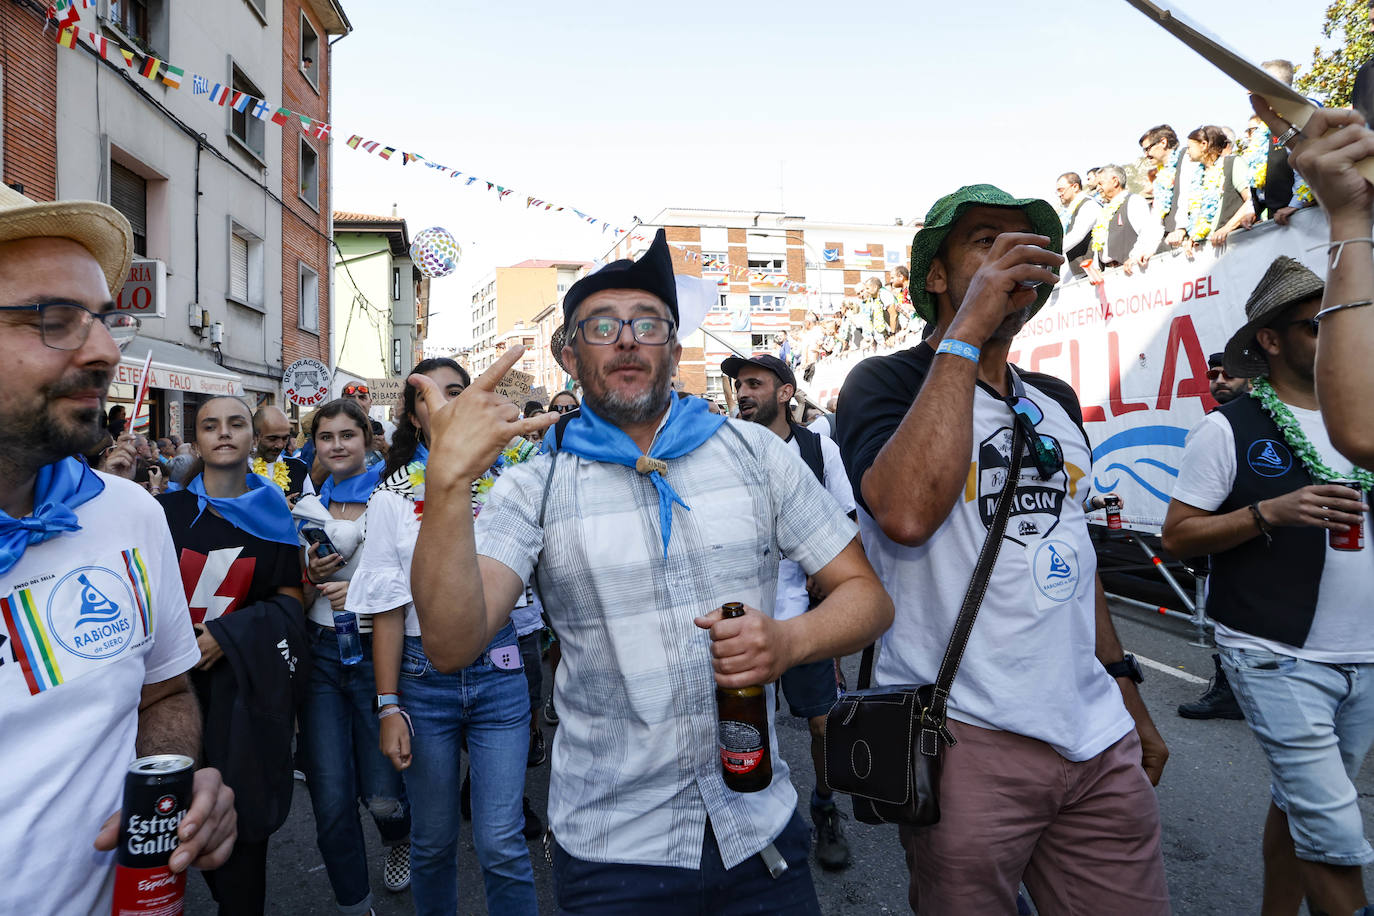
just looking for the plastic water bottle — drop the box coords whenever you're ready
[333,610,363,665]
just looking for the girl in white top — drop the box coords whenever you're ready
[292,398,412,914]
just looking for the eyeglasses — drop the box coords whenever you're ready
[573,315,676,346]
[1007,395,1065,480]
[550,403,579,414]
[342,384,370,397]
[1205,367,1225,381]
[1282,317,1320,336]
[1141,139,1164,153]
[0,302,140,351]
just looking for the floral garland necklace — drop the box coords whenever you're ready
[1153,149,1181,216]
[1250,377,1374,489]
[1187,157,1226,240]
[1090,193,1128,253]
[251,456,292,492]
[1244,125,1271,191]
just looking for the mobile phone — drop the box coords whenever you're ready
[302,527,339,559]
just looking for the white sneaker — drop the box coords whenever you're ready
[383,841,411,893]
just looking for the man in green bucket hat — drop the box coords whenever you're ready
[835,184,1170,913]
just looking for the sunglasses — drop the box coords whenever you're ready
[1205,367,1225,381]
[342,385,370,397]
[550,403,579,414]
[1282,317,1320,337]
[1007,396,1065,480]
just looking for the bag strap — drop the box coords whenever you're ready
[919,421,1025,755]
[790,423,826,485]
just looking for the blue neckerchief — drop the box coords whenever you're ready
[187,472,299,545]
[318,464,382,509]
[557,395,725,557]
[0,456,105,575]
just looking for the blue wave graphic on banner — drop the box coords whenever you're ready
[1091,425,1190,505]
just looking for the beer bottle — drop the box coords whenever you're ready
[716,602,772,792]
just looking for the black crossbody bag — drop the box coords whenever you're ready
[823,422,1025,826]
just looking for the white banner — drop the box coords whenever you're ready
[1010,210,1329,532]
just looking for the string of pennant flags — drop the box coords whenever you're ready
[47,3,839,297]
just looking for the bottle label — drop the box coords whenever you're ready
[719,720,764,774]
[111,863,185,915]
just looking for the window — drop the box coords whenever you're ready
[750,334,772,349]
[392,339,402,374]
[110,161,147,256]
[241,0,266,22]
[230,65,265,160]
[298,138,319,209]
[392,267,401,300]
[298,263,319,333]
[299,13,320,89]
[107,0,166,57]
[228,221,264,310]
[702,251,728,271]
[749,294,786,311]
[109,0,147,46]
[748,257,785,273]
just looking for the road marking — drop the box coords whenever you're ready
[1136,653,1207,685]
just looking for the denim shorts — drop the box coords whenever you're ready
[1220,644,1374,865]
[778,658,839,720]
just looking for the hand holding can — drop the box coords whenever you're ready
[1325,479,1366,551]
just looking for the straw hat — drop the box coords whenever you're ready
[1223,256,1325,378]
[0,183,134,297]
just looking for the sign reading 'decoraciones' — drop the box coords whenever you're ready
[283,358,331,407]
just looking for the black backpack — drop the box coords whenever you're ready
[789,422,825,486]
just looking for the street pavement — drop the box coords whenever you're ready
[186,600,1374,914]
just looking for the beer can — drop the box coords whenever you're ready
[111,754,194,916]
[1104,495,1123,531]
[1326,478,1365,551]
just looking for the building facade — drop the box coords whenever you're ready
[332,209,426,387]
[280,0,350,401]
[31,0,346,439]
[468,258,589,373]
[602,208,920,400]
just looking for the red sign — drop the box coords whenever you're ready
[115,260,166,318]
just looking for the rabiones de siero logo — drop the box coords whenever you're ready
[48,566,138,660]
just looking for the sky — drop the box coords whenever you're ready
[328,0,1337,349]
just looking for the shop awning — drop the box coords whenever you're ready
[116,338,246,397]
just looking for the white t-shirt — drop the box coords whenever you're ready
[861,380,1134,761]
[807,415,833,440]
[292,495,370,633]
[776,433,855,622]
[0,474,199,915]
[1172,405,1374,662]
[347,489,422,635]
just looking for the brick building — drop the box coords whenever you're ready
[1,5,58,200]
[603,208,920,400]
[280,0,351,398]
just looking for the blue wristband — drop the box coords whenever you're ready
[936,338,981,363]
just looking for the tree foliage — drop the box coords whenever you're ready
[1296,0,1374,107]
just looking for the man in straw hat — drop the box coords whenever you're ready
[0,185,236,910]
[405,228,892,913]
[835,184,1169,913]
[1163,256,1374,916]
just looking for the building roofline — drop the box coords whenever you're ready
[303,0,352,34]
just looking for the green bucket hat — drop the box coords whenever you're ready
[909,183,1064,324]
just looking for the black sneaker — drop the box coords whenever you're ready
[528,729,547,768]
[543,696,559,726]
[1178,654,1244,720]
[811,800,851,870]
[522,796,544,840]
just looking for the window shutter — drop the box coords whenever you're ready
[229,232,249,301]
[110,163,146,238]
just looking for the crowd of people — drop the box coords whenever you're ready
[8,69,1374,916]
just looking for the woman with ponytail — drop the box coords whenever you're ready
[349,359,539,916]
[156,395,308,914]
[291,397,412,914]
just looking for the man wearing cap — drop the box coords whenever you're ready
[1207,350,1250,406]
[0,185,236,912]
[405,229,893,913]
[722,351,857,872]
[836,184,1169,913]
[1162,256,1374,916]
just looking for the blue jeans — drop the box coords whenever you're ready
[1220,645,1374,865]
[551,812,820,915]
[298,625,411,914]
[401,624,537,916]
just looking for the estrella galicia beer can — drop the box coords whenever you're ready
[111,754,194,916]
[1326,479,1366,551]
[1104,495,1123,531]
